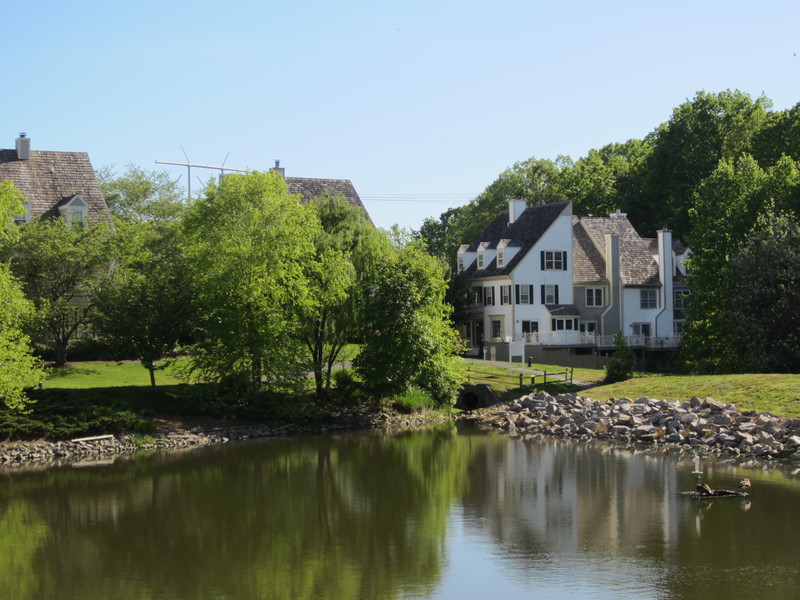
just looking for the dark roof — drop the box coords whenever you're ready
[286,177,372,224]
[547,304,581,316]
[464,201,570,279]
[0,148,108,222]
[573,216,660,286]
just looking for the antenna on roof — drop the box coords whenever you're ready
[156,146,250,200]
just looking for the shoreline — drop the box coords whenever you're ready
[4,390,800,471]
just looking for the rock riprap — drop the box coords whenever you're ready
[475,392,800,460]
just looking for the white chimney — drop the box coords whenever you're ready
[508,197,527,224]
[271,159,285,178]
[610,208,627,220]
[16,133,30,160]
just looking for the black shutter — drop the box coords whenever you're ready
[500,286,504,305]
[555,285,560,304]
[562,251,568,271]
[540,251,545,270]
[515,284,520,304]
[529,285,534,304]
[541,285,546,305]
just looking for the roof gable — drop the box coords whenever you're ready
[285,176,372,224]
[464,201,570,278]
[0,148,109,222]
[575,216,660,286]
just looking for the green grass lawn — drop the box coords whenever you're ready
[456,359,800,418]
[43,360,186,389]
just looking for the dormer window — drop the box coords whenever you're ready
[497,249,505,268]
[59,195,89,228]
[457,255,464,272]
[477,252,484,269]
[13,201,31,225]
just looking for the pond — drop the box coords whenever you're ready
[1,423,799,599]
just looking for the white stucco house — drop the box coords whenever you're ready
[457,198,690,367]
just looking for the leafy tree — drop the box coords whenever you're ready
[682,154,800,372]
[604,332,635,383]
[300,193,391,395]
[354,239,464,405]
[93,220,195,386]
[97,164,185,222]
[0,181,43,408]
[642,90,770,237]
[1,203,115,367]
[722,211,800,372]
[182,171,319,405]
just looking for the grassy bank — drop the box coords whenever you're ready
[3,360,798,442]
[457,359,800,418]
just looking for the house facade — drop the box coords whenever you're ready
[0,133,109,225]
[457,199,689,368]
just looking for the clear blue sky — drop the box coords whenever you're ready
[4,0,798,230]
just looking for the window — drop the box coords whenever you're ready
[483,286,495,306]
[500,284,511,305]
[632,323,651,336]
[543,284,557,305]
[472,287,483,306]
[585,287,603,307]
[491,319,502,339]
[674,290,689,309]
[521,320,539,334]
[497,250,505,267]
[579,322,596,333]
[552,318,578,330]
[477,253,484,269]
[674,321,685,335]
[457,255,464,272]
[640,289,658,309]
[13,201,31,225]
[517,284,533,304]
[541,250,567,270]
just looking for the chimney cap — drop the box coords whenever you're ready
[19,132,27,138]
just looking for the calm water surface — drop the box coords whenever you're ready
[1,424,799,599]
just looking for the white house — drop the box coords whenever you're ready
[458,199,689,367]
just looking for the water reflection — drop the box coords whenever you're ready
[1,426,799,599]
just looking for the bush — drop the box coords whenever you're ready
[333,368,357,390]
[605,332,636,383]
[393,387,435,413]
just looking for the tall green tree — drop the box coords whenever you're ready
[93,219,194,386]
[300,193,391,394]
[354,239,463,405]
[0,181,43,408]
[682,154,800,372]
[97,164,185,222]
[1,215,115,367]
[183,171,319,405]
[722,210,800,372]
[642,90,770,237]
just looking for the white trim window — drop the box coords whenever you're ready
[552,318,578,330]
[632,323,651,336]
[500,284,511,305]
[541,250,567,270]
[491,319,502,340]
[585,287,603,307]
[457,255,464,272]
[477,252,485,269]
[640,289,658,309]
[497,249,505,267]
[544,284,557,305]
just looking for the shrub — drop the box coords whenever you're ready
[393,387,435,413]
[605,332,636,383]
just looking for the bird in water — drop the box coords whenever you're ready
[696,482,714,496]
[739,478,751,492]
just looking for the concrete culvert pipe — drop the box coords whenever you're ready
[455,383,499,411]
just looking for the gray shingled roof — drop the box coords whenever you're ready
[573,217,660,286]
[464,201,570,279]
[0,148,108,222]
[286,177,372,224]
